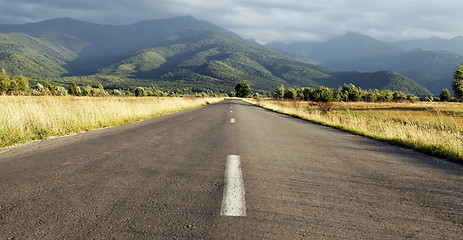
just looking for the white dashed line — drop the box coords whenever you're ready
[230,118,235,123]
[221,155,246,217]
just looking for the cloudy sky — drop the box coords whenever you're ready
[0,0,462,43]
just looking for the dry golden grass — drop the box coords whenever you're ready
[248,99,463,162]
[0,96,223,148]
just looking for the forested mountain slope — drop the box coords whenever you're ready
[0,17,431,95]
[268,32,460,94]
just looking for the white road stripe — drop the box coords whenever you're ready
[221,155,246,217]
[230,118,235,123]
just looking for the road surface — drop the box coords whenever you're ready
[1,99,462,239]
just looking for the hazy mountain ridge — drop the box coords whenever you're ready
[267,32,462,94]
[0,17,431,95]
[392,36,463,55]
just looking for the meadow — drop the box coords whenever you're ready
[248,99,463,162]
[0,96,222,148]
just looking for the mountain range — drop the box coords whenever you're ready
[0,16,431,95]
[268,32,463,94]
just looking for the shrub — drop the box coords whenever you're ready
[82,85,93,96]
[363,89,379,102]
[34,83,50,95]
[69,82,79,96]
[313,86,334,102]
[273,85,285,99]
[55,86,68,96]
[0,69,10,93]
[393,91,407,101]
[440,88,452,101]
[296,88,304,99]
[235,82,252,98]
[318,102,335,113]
[135,87,146,97]
[406,94,418,102]
[284,88,297,99]
[112,89,122,96]
[302,87,314,101]
[379,90,393,101]
[338,84,361,101]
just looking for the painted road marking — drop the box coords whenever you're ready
[230,110,233,113]
[230,118,235,123]
[221,155,246,217]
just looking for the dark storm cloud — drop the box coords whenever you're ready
[1,0,462,43]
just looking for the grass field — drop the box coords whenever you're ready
[248,99,463,162]
[0,96,223,148]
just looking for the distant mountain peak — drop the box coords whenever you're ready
[30,17,97,26]
[330,32,378,42]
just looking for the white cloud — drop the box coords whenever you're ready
[1,0,463,42]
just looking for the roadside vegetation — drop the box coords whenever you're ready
[0,96,222,148]
[249,99,462,162]
[246,66,463,162]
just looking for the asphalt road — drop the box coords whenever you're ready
[1,99,462,239]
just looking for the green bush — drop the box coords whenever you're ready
[393,91,407,101]
[302,87,314,101]
[273,85,284,99]
[135,87,146,97]
[313,86,334,102]
[235,82,252,98]
[337,84,361,101]
[440,88,452,101]
[284,88,297,99]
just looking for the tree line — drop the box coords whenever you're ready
[270,83,463,102]
[238,64,463,102]
[2,64,463,101]
[0,69,227,97]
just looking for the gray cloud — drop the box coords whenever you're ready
[1,0,462,43]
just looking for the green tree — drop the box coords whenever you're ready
[135,87,146,97]
[452,64,463,99]
[313,86,334,102]
[42,81,57,95]
[440,88,452,101]
[302,87,314,101]
[273,85,285,99]
[338,84,361,101]
[363,89,379,102]
[296,88,304,99]
[234,82,252,98]
[93,84,108,96]
[406,94,418,102]
[284,88,297,99]
[0,69,10,93]
[14,75,29,93]
[69,82,79,96]
[393,91,407,101]
[83,85,94,96]
[379,90,393,102]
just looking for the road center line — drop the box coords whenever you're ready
[221,155,246,217]
[230,118,235,123]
